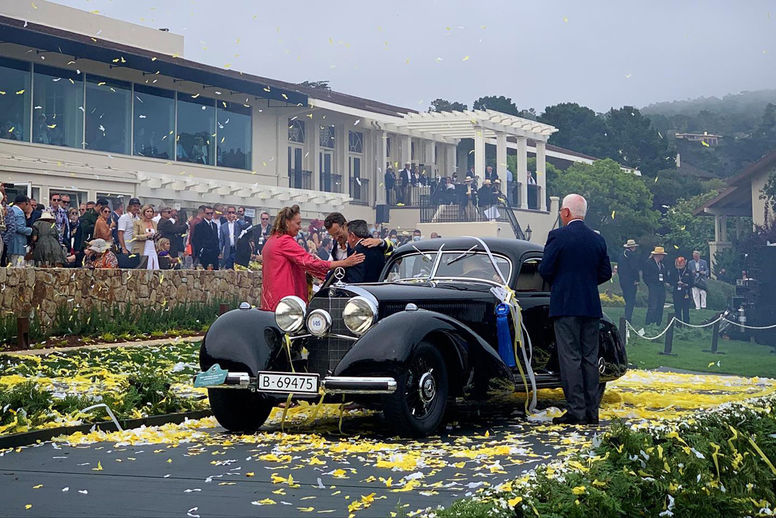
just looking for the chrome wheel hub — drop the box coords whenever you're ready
[418,370,436,404]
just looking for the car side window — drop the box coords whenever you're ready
[516,258,549,292]
[383,254,434,281]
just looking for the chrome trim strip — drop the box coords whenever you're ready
[321,376,397,394]
[288,333,357,341]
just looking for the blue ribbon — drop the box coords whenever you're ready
[495,303,516,367]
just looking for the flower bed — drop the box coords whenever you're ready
[429,396,776,517]
[0,341,206,435]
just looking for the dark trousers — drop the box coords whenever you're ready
[621,282,637,322]
[553,316,601,421]
[222,246,236,269]
[673,291,691,325]
[645,285,666,326]
[199,249,219,270]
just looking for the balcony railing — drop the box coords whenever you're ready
[288,169,312,190]
[320,172,343,193]
[350,177,370,205]
[418,196,526,239]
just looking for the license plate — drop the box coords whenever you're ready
[257,372,319,395]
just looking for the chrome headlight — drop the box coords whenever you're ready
[275,296,306,333]
[343,296,378,336]
[306,309,332,337]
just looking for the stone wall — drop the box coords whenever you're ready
[1,268,262,327]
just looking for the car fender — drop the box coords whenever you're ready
[199,308,282,376]
[332,309,513,391]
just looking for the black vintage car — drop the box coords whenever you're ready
[194,237,627,436]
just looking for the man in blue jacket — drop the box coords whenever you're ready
[8,195,33,267]
[539,194,612,425]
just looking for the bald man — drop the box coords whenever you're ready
[538,194,612,425]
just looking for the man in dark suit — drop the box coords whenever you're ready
[342,220,385,283]
[398,163,411,205]
[384,164,396,205]
[539,194,612,425]
[193,205,219,270]
[643,246,668,326]
[157,207,188,258]
[618,239,641,323]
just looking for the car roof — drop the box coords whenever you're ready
[393,237,543,264]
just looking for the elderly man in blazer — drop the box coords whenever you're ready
[687,250,709,310]
[539,194,612,425]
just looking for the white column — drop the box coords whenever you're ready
[536,140,547,211]
[517,136,528,209]
[445,144,457,176]
[311,114,321,191]
[336,123,348,195]
[376,130,387,204]
[496,132,507,176]
[424,140,435,176]
[276,115,288,188]
[474,127,486,181]
[400,134,411,168]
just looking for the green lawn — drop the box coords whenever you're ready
[603,306,776,378]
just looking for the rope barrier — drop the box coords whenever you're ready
[624,313,776,342]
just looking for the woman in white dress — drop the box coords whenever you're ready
[131,204,159,270]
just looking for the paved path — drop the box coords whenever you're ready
[0,402,597,518]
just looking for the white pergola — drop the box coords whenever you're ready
[396,110,557,211]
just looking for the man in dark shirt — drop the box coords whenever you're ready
[193,206,220,270]
[342,220,385,283]
[643,246,668,326]
[157,207,188,258]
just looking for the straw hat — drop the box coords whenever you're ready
[38,211,55,221]
[623,239,639,248]
[88,239,111,253]
[649,246,667,257]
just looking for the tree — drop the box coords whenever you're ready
[429,98,468,113]
[603,106,674,176]
[472,95,519,116]
[298,80,331,91]
[659,191,719,259]
[759,170,776,226]
[551,159,660,256]
[648,167,705,211]
[539,103,609,158]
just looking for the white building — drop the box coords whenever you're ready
[0,1,587,241]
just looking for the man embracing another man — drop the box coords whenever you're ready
[539,194,612,425]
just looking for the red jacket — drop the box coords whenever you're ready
[260,233,331,310]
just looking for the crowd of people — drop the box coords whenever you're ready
[617,240,709,327]
[384,162,534,214]
[0,182,433,272]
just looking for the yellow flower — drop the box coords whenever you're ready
[572,486,587,495]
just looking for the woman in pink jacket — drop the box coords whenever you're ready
[260,205,363,310]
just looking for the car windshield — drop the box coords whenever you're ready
[383,250,511,285]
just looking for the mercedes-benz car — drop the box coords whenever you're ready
[194,237,627,436]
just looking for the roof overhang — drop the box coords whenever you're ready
[395,109,557,141]
[0,15,307,106]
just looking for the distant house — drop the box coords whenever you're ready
[675,131,723,147]
[695,150,776,266]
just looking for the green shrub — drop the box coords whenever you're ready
[603,272,734,311]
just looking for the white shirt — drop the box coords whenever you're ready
[227,221,236,247]
[117,213,139,246]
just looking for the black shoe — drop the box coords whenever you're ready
[552,413,587,425]
[586,415,600,425]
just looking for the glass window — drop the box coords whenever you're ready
[320,124,335,149]
[85,75,131,154]
[384,253,435,282]
[348,131,363,153]
[33,65,83,148]
[177,95,215,165]
[515,258,548,292]
[133,84,174,159]
[217,101,251,170]
[435,252,511,283]
[0,57,31,142]
[288,118,304,143]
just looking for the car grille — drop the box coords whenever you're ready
[305,295,356,377]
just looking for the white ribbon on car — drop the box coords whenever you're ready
[463,236,538,414]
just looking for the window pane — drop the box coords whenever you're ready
[217,101,251,170]
[320,124,335,148]
[133,84,174,159]
[0,57,31,142]
[288,118,304,143]
[85,75,131,154]
[33,65,83,148]
[177,95,214,165]
[348,131,363,153]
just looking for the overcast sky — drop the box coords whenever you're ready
[50,0,776,113]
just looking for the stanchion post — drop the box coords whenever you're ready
[16,316,30,349]
[218,303,229,315]
[704,320,724,354]
[659,320,677,356]
[619,317,627,347]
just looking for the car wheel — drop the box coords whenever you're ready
[208,388,273,433]
[383,342,448,437]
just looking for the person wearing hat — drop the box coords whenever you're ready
[643,246,668,326]
[30,210,66,266]
[84,238,118,269]
[618,239,641,323]
[478,178,494,212]
[667,256,693,326]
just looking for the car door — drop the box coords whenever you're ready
[513,253,556,374]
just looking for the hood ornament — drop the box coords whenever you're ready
[333,267,346,287]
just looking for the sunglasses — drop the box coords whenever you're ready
[205,211,214,215]
[102,209,110,213]
[51,198,60,202]
[261,217,269,221]
[61,200,70,205]
[227,211,236,214]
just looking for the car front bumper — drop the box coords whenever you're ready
[195,371,397,395]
